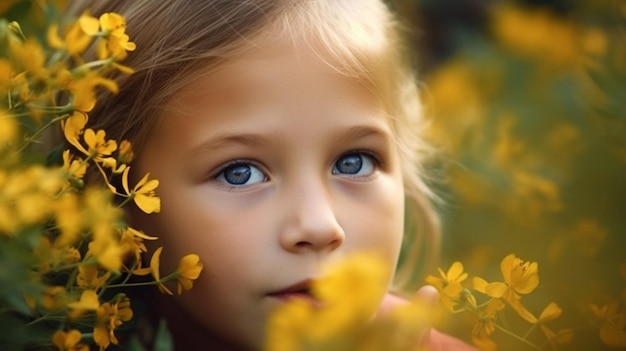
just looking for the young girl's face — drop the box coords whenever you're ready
[133,34,406,348]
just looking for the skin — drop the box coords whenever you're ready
[132,34,406,350]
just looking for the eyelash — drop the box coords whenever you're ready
[212,159,268,188]
[333,150,383,177]
[211,150,383,186]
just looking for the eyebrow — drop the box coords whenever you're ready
[189,132,269,156]
[189,124,392,156]
[342,125,393,144]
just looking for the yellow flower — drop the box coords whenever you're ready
[501,253,539,295]
[591,301,626,348]
[99,12,127,37]
[0,109,17,146]
[96,13,136,60]
[62,112,88,153]
[68,289,100,312]
[146,246,174,295]
[93,296,133,350]
[117,140,135,164]
[84,129,118,159]
[77,265,111,291]
[41,285,68,311]
[68,70,118,112]
[176,254,203,294]
[87,231,125,272]
[425,261,468,311]
[473,254,539,323]
[52,329,89,351]
[53,192,82,247]
[266,252,390,350]
[78,12,100,36]
[8,37,46,79]
[61,149,88,181]
[121,166,161,214]
[120,226,157,272]
[47,19,93,56]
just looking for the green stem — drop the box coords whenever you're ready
[16,113,73,153]
[25,313,68,327]
[523,323,538,340]
[493,323,541,350]
[105,272,180,290]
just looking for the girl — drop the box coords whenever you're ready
[69,0,475,349]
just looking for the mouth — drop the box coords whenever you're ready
[267,280,318,304]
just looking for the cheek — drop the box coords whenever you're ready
[341,179,405,263]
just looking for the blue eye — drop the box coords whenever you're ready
[332,153,376,176]
[216,162,266,186]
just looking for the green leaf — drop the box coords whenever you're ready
[154,319,174,351]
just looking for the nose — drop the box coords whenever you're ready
[279,179,345,254]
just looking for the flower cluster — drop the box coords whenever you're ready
[0,6,201,351]
[427,254,626,350]
[265,252,435,351]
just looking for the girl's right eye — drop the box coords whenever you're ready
[214,162,267,187]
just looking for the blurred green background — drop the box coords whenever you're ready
[389,0,626,349]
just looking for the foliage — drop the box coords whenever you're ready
[400,0,626,349]
[0,2,201,350]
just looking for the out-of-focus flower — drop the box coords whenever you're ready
[93,296,133,350]
[52,329,89,351]
[68,289,100,312]
[266,253,411,351]
[591,301,626,348]
[47,19,93,56]
[77,265,111,292]
[426,261,468,311]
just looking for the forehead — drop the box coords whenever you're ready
[149,34,393,152]
[170,32,384,119]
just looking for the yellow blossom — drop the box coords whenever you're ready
[96,13,136,60]
[61,149,88,181]
[77,265,111,291]
[93,296,133,350]
[266,253,390,350]
[87,231,125,272]
[62,112,88,152]
[591,302,626,348]
[8,37,46,79]
[121,166,161,214]
[426,261,468,311]
[52,330,89,351]
[67,70,118,112]
[120,226,156,272]
[68,289,100,312]
[83,128,118,160]
[473,254,539,323]
[501,253,539,295]
[146,246,173,295]
[41,285,68,311]
[78,13,100,36]
[99,13,127,36]
[117,140,135,164]
[47,19,93,56]
[176,254,203,294]
[53,192,82,247]
[0,110,17,146]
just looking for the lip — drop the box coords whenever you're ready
[267,279,319,305]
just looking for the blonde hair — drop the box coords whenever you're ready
[70,0,439,291]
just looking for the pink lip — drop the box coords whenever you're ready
[267,280,319,304]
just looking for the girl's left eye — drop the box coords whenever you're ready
[332,153,376,176]
[215,162,267,186]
